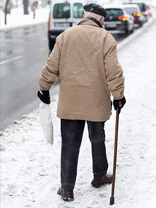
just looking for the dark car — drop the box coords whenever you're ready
[124,2,149,22]
[104,5,134,35]
[123,4,144,27]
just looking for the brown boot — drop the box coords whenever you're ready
[57,187,74,201]
[91,174,113,188]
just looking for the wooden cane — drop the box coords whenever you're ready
[110,107,120,205]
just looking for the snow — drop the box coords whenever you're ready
[0,5,49,31]
[1,5,156,208]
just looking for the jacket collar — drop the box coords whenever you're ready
[78,18,102,28]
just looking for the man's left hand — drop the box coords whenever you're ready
[113,97,126,114]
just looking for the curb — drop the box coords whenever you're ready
[0,21,47,32]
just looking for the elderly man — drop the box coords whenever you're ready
[37,3,126,202]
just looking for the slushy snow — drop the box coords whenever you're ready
[1,5,156,208]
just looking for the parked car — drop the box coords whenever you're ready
[123,4,144,27]
[104,5,134,35]
[124,2,149,23]
[146,3,153,17]
[48,0,85,52]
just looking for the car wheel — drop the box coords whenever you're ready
[125,28,130,36]
[139,22,143,27]
[49,38,56,52]
[131,26,134,33]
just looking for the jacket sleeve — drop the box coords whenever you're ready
[38,34,62,91]
[103,33,125,100]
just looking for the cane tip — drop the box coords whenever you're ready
[110,197,115,205]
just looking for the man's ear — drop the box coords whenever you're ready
[83,14,85,18]
[100,17,104,25]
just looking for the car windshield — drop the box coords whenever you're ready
[137,3,147,11]
[73,3,84,18]
[131,3,147,12]
[53,3,70,18]
[105,9,124,20]
[125,7,138,14]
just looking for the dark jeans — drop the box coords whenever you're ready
[61,119,108,189]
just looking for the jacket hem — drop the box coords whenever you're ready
[57,113,111,122]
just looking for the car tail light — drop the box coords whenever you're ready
[118,16,127,21]
[134,13,141,17]
[144,11,148,16]
[137,13,141,17]
[48,13,51,31]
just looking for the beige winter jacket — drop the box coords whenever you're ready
[38,18,125,121]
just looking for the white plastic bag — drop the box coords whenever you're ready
[39,102,53,145]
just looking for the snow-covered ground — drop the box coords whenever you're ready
[0,5,49,31]
[1,4,156,208]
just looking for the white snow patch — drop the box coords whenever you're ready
[0,6,49,31]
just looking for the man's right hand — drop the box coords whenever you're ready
[37,90,50,104]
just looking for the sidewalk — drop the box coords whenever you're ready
[1,15,156,207]
[0,6,49,31]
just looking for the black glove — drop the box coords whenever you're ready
[113,97,126,114]
[37,90,50,104]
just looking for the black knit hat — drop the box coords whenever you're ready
[83,3,107,18]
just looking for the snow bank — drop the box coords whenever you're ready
[0,6,49,31]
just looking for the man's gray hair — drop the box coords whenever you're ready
[84,11,103,21]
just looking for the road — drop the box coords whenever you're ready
[1,23,59,131]
[0,23,125,131]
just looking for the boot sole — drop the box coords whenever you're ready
[62,196,74,201]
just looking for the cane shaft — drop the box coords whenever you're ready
[111,108,120,199]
